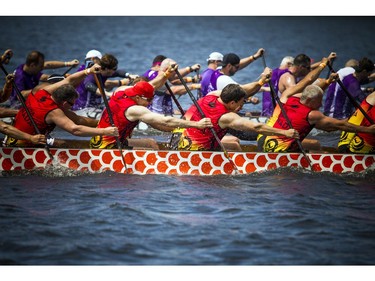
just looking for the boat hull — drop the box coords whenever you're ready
[1,147,374,175]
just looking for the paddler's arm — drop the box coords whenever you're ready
[0,120,46,145]
[47,109,118,137]
[240,67,271,98]
[126,105,212,130]
[219,112,299,138]
[64,109,99,127]
[44,59,79,69]
[43,63,101,94]
[149,64,179,90]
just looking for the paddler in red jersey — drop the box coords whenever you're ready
[338,91,375,154]
[257,54,375,153]
[176,81,299,151]
[90,64,213,150]
[4,63,119,148]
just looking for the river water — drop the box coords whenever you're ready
[0,16,375,279]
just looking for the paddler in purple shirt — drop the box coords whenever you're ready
[10,50,79,108]
[72,53,138,111]
[142,54,167,81]
[201,48,264,98]
[200,52,223,97]
[324,57,374,119]
[261,56,294,117]
[141,56,201,116]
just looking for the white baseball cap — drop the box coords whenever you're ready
[207,52,224,62]
[85,49,102,60]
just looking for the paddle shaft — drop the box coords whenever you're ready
[328,64,374,125]
[165,83,185,116]
[174,68,240,174]
[195,69,202,99]
[0,63,54,161]
[261,52,276,108]
[62,64,76,76]
[325,58,335,79]
[94,73,129,173]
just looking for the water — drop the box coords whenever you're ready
[1,16,375,270]
[1,169,375,266]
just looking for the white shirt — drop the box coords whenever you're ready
[216,75,238,90]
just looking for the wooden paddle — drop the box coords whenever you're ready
[260,53,314,170]
[174,68,240,175]
[93,73,129,173]
[327,63,374,125]
[0,63,54,161]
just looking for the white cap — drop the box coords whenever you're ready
[280,56,294,67]
[85,49,102,60]
[207,52,224,62]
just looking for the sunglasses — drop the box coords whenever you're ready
[139,96,153,102]
[66,100,75,106]
[301,65,311,71]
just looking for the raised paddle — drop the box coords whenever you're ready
[327,63,374,125]
[174,67,240,175]
[0,63,54,161]
[93,73,129,173]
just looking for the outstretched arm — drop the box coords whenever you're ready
[42,63,101,93]
[126,106,212,130]
[238,48,265,71]
[64,109,99,127]
[47,109,118,137]
[219,112,299,138]
[310,110,375,134]
[44,59,79,69]
[0,121,46,145]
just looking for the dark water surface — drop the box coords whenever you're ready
[1,169,375,265]
[1,17,375,269]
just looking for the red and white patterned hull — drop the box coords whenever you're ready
[0,147,374,175]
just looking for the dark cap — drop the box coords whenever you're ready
[47,74,65,83]
[354,57,374,73]
[222,53,240,66]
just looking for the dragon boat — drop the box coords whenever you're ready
[1,143,374,176]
